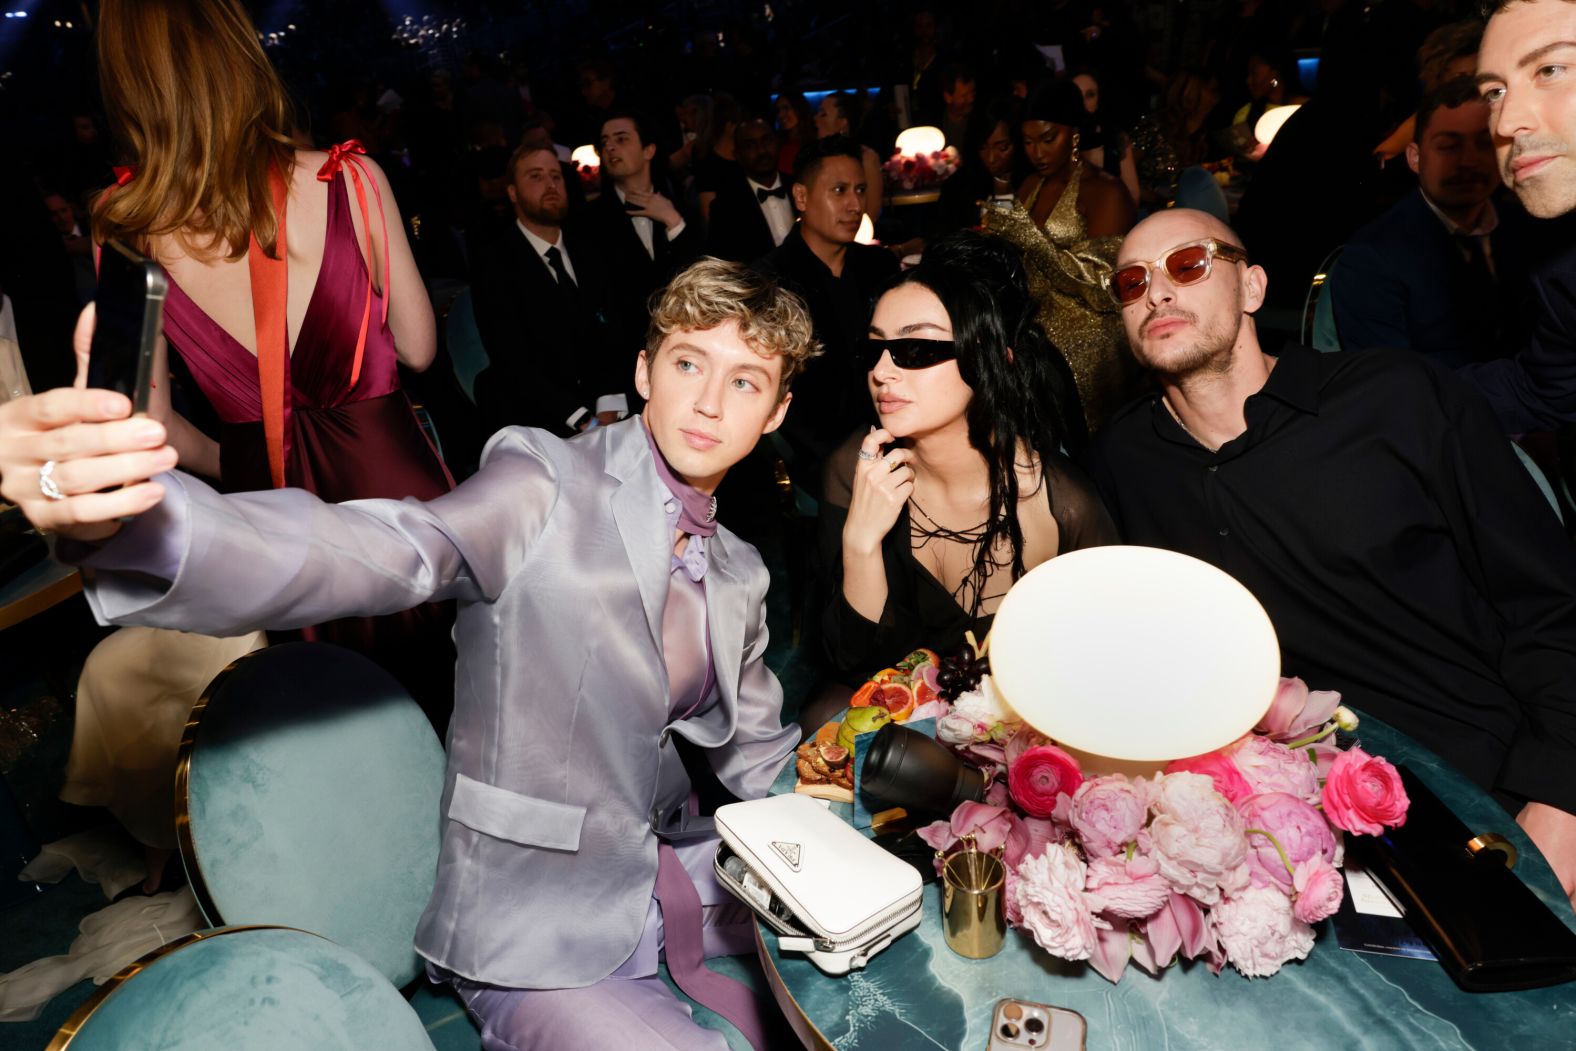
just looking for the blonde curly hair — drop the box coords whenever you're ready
[646,258,822,399]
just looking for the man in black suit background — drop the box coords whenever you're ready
[584,111,701,323]
[706,116,796,264]
[469,143,630,438]
[1332,77,1532,366]
[756,135,900,488]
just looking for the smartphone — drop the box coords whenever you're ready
[88,239,167,414]
[986,998,1087,1051]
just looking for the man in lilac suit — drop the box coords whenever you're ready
[0,259,821,1050]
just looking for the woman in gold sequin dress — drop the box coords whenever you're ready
[984,81,1144,438]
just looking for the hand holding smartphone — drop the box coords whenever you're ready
[986,998,1087,1051]
[88,239,167,414]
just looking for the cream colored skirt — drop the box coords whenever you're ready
[60,627,266,849]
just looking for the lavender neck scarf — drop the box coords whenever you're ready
[641,418,719,538]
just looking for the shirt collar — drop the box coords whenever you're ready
[1419,189,1499,238]
[747,175,784,193]
[1254,345,1321,415]
[516,220,563,258]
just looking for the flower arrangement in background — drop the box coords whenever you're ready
[569,144,602,192]
[882,145,960,191]
[921,664,1410,981]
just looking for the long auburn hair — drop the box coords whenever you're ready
[92,0,303,260]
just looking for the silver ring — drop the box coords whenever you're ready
[857,448,878,461]
[38,460,65,502]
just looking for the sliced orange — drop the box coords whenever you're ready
[850,681,879,708]
[873,682,917,721]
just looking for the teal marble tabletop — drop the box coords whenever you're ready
[761,712,1576,1051]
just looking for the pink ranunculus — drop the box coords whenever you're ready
[1008,744,1084,818]
[1230,735,1321,802]
[1013,844,1104,961]
[1256,677,1343,741]
[1237,792,1340,890]
[1166,748,1253,804]
[1321,746,1410,836]
[1084,853,1171,919]
[1067,775,1148,857]
[1145,772,1251,906]
[1292,856,1345,924]
[1212,885,1316,978]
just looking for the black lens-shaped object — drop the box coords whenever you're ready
[860,722,985,816]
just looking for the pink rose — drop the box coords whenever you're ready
[1084,854,1171,919]
[1067,775,1148,857]
[1256,676,1343,741]
[1292,856,1345,924]
[1321,746,1410,836]
[1166,748,1253,804]
[1231,735,1320,802]
[1143,772,1251,906]
[1013,844,1104,961]
[1212,885,1316,978]
[1008,744,1084,819]
[1237,792,1340,889]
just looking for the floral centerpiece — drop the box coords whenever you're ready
[917,642,1411,981]
[883,126,960,192]
[569,144,602,193]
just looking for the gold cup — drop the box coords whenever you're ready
[938,835,1007,959]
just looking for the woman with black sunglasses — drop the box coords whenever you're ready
[815,230,1119,686]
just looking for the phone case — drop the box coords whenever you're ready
[986,999,1087,1051]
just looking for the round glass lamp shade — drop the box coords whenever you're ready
[1253,105,1300,149]
[855,213,876,245]
[894,125,946,156]
[988,546,1280,763]
[570,144,600,171]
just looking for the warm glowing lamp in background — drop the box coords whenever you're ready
[569,144,600,173]
[1253,105,1301,151]
[894,125,946,157]
[855,213,876,245]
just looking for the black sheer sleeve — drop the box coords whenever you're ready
[1044,452,1123,550]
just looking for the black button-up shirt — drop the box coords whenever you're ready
[1090,346,1576,815]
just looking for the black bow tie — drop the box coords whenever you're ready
[755,184,788,202]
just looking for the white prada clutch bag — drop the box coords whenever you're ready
[713,793,924,975]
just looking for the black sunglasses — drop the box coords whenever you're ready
[861,338,959,372]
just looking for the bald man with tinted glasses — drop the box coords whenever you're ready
[1089,208,1576,911]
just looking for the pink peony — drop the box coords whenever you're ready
[1212,885,1316,978]
[1008,744,1084,819]
[1322,746,1410,836]
[1143,772,1251,906]
[1231,735,1321,802]
[1237,792,1341,890]
[1256,677,1343,741]
[1013,844,1104,961]
[1166,748,1254,804]
[1066,775,1148,857]
[1084,853,1172,919]
[1292,856,1345,924]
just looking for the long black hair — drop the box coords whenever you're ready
[882,229,1083,614]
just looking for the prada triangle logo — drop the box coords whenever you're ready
[770,840,803,872]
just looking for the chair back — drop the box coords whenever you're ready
[1510,441,1565,526]
[445,287,489,404]
[1302,246,1343,351]
[176,643,446,987]
[47,926,435,1051]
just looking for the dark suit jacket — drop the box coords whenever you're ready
[1332,188,1533,367]
[1462,211,1576,432]
[467,221,630,438]
[755,228,900,484]
[706,173,786,264]
[581,186,701,327]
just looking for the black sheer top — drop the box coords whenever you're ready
[817,432,1121,681]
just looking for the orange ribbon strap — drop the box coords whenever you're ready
[247,166,290,489]
[316,140,390,392]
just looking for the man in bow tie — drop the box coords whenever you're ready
[0,259,823,1050]
[706,115,795,264]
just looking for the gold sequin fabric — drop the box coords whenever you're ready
[984,165,1147,434]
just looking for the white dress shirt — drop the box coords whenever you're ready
[613,186,686,260]
[747,176,795,247]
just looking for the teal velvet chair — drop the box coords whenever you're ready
[47,926,435,1051]
[445,288,489,405]
[177,643,446,989]
[1302,246,1343,352]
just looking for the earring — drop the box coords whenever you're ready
[1072,131,1081,149]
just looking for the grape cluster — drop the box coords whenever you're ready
[936,645,989,702]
